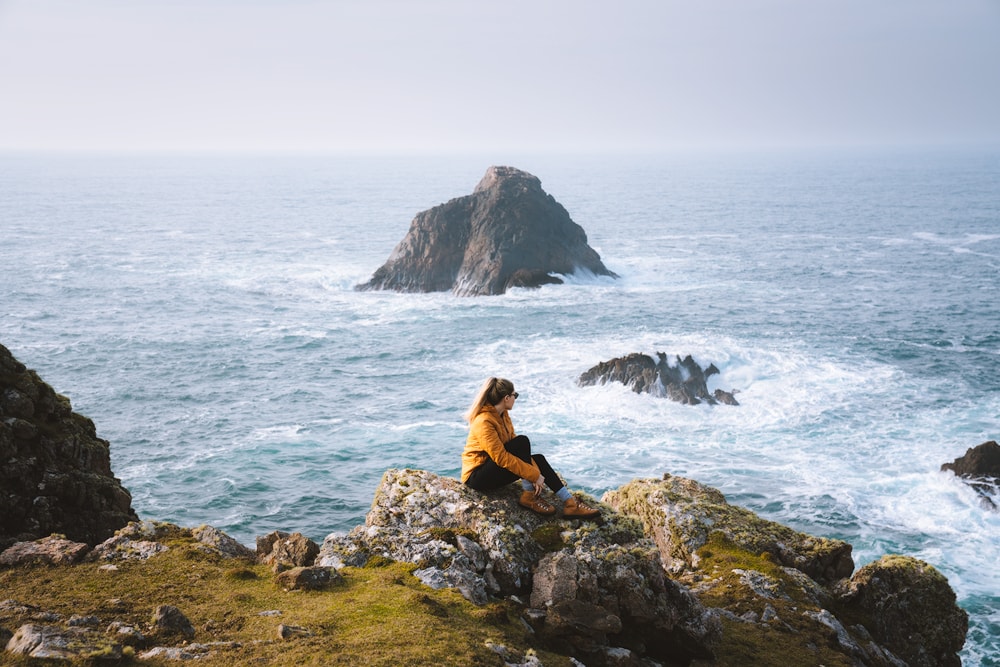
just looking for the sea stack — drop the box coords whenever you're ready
[357,166,617,296]
[0,343,138,550]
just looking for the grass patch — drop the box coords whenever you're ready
[0,534,575,667]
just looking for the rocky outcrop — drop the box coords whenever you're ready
[942,440,1000,507]
[835,555,969,667]
[356,166,617,296]
[603,475,854,583]
[579,352,739,405]
[0,469,970,666]
[604,474,968,667]
[318,468,720,665]
[0,343,138,550]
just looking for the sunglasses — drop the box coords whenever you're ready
[510,392,519,399]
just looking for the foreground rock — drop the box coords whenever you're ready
[605,474,968,667]
[0,470,969,666]
[318,468,720,665]
[579,352,739,405]
[942,440,1000,507]
[0,343,138,551]
[357,166,617,296]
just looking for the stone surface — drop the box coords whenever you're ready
[257,531,319,571]
[603,475,854,583]
[274,565,339,591]
[0,535,90,567]
[357,166,616,296]
[579,352,738,406]
[835,555,969,667]
[0,343,138,550]
[942,440,1000,507]
[317,468,720,664]
[151,604,195,639]
[5,623,123,660]
[941,440,1000,479]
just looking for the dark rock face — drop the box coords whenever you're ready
[579,352,739,406]
[0,343,138,550]
[357,166,616,296]
[941,440,1000,507]
[835,555,969,667]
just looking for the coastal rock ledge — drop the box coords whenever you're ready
[317,469,967,667]
[356,166,617,296]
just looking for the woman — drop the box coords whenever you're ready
[461,377,600,519]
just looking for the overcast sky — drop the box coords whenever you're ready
[1,0,998,154]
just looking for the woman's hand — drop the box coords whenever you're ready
[532,476,546,496]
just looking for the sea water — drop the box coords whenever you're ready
[1,150,998,663]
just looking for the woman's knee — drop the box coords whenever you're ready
[505,435,532,460]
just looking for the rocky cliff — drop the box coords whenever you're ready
[357,166,617,296]
[0,344,137,550]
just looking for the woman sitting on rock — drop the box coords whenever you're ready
[461,377,600,519]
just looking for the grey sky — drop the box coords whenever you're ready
[1,0,998,153]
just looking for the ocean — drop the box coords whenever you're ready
[1,150,998,663]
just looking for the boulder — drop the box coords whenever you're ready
[357,166,616,296]
[0,535,90,567]
[579,352,738,406]
[317,468,719,664]
[274,565,339,591]
[602,474,854,583]
[0,343,138,550]
[150,604,194,639]
[257,531,319,571]
[835,555,969,667]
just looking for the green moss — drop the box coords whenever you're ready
[530,524,566,552]
[712,616,853,667]
[0,545,576,666]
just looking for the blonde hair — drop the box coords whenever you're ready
[464,377,515,423]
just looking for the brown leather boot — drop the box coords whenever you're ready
[519,491,556,515]
[563,496,600,519]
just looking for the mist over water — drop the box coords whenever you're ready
[2,151,998,663]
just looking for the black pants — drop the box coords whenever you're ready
[465,435,564,493]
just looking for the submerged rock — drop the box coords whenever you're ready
[357,166,616,296]
[0,343,138,550]
[579,352,739,406]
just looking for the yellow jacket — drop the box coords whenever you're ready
[461,404,541,483]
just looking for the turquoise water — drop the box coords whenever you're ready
[2,151,998,663]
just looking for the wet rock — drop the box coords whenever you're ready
[942,440,1000,507]
[579,352,738,406]
[357,166,616,296]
